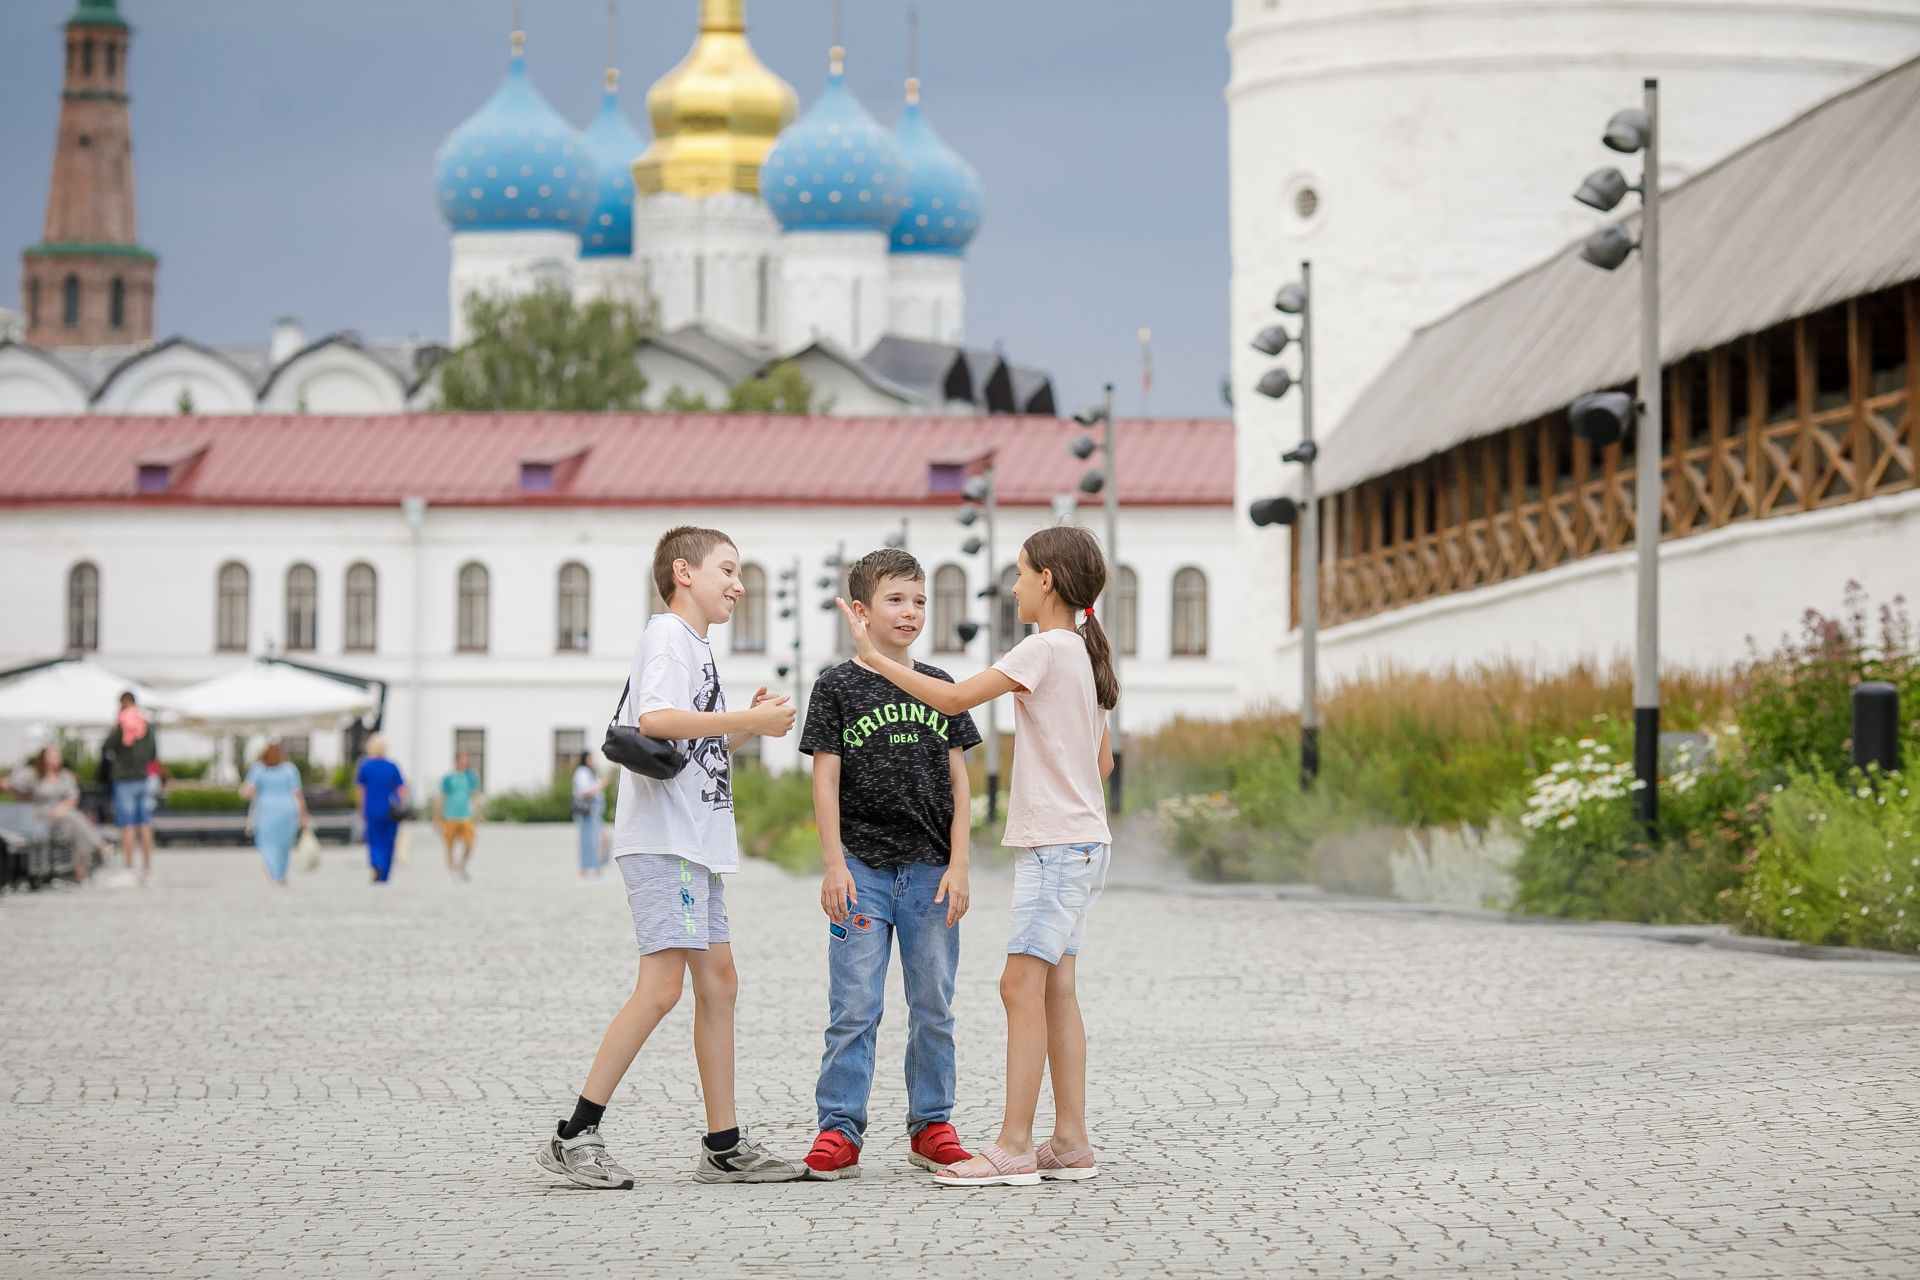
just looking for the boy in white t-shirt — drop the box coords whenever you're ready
[537,526,808,1188]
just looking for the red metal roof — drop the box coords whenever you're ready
[0,414,1233,508]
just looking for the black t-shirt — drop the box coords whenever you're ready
[800,659,983,870]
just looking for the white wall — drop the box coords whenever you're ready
[1263,490,1920,705]
[782,348,913,417]
[258,345,407,414]
[636,346,733,409]
[0,503,1239,791]
[633,192,780,346]
[92,345,256,415]
[572,254,649,316]
[447,230,582,347]
[886,254,965,347]
[0,346,89,414]
[773,229,892,355]
[1227,0,1920,702]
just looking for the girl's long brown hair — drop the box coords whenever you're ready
[1021,525,1119,710]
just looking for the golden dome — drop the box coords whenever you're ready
[634,0,798,198]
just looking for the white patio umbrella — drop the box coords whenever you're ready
[167,663,377,732]
[0,658,168,728]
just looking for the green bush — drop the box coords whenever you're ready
[163,758,215,781]
[160,786,249,814]
[486,776,602,824]
[1732,769,1920,952]
[1736,584,1920,777]
[735,767,820,872]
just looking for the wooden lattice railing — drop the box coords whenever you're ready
[1298,282,1919,628]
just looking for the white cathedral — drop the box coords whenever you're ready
[0,0,1051,420]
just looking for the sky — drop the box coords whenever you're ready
[0,0,1232,418]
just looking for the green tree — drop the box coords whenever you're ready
[436,286,650,411]
[657,385,714,413]
[726,361,828,414]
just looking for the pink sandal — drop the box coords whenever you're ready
[1036,1139,1098,1181]
[932,1143,1040,1187]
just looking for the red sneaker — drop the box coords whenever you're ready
[909,1122,971,1172]
[803,1130,861,1180]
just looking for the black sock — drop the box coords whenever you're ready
[703,1126,740,1152]
[558,1096,605,1140]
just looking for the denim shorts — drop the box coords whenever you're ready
[1007,842,1111,964]
[111,779,152,828]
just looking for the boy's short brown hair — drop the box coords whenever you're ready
[846,548,924,608]
[653,525,737,605]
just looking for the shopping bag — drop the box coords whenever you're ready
[394,821,412,869]
[296,826,321,873]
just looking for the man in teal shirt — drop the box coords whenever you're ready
[434,753,484,881]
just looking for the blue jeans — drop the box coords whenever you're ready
[111,779,151,828]
[816,855,960,1146]
[574,802,603,873]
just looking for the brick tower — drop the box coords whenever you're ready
[22,0,156,349]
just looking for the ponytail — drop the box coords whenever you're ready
[1080,609,1120,711]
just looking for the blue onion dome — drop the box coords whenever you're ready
[759,47,907,233]
[435,32,597,233]
[581,68,648,257]
[891,79,982,254]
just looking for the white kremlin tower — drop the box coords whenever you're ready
[1228,0,1920,702]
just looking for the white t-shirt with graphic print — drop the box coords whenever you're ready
[610,612,739,872]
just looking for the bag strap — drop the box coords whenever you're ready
[609,678,632,727]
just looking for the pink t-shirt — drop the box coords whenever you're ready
[992,628,1111,848]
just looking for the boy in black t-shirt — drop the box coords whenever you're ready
[798,549,982,1180]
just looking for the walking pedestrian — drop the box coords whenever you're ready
[435,751,484,881]
[101,691,158,887]
[571,751,608,882]
[353,735,407,885]
[240,741,308,887]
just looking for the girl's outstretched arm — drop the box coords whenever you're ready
[835,597,1018,715]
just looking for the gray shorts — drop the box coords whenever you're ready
[619,854,731,954]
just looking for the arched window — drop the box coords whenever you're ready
[1171,567,1208,657]
[557,562,590,652]
[284,564,317,651]
[109,278,126,329]
[82,38,94,76]
[733,563,767,653]
[996,565,1031,655]
[105,40,116,77]
[67,562,99,652]
[457,562,489,652]
[62,275,80,329]
[216,562,250,652]
[343,563,377,652]
[933,564,966,653]
[1111,565,1138,657]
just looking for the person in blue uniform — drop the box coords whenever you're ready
[353,734,407,884]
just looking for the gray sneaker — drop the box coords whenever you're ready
[536,1124,634,1190]
[691,1126,810,1183]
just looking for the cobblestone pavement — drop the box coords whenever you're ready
[4,827,1919,1279]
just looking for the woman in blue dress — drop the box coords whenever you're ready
[241,741,308,886]
[353,734,408,884]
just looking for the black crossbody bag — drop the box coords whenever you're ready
[602,678,688,781]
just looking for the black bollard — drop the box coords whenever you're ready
[1851,682,1901,774]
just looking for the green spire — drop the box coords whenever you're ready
[69,0,128,28]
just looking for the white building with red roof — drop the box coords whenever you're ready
[0,413,1239,791]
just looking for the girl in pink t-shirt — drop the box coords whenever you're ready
[837,524,1118,1187]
